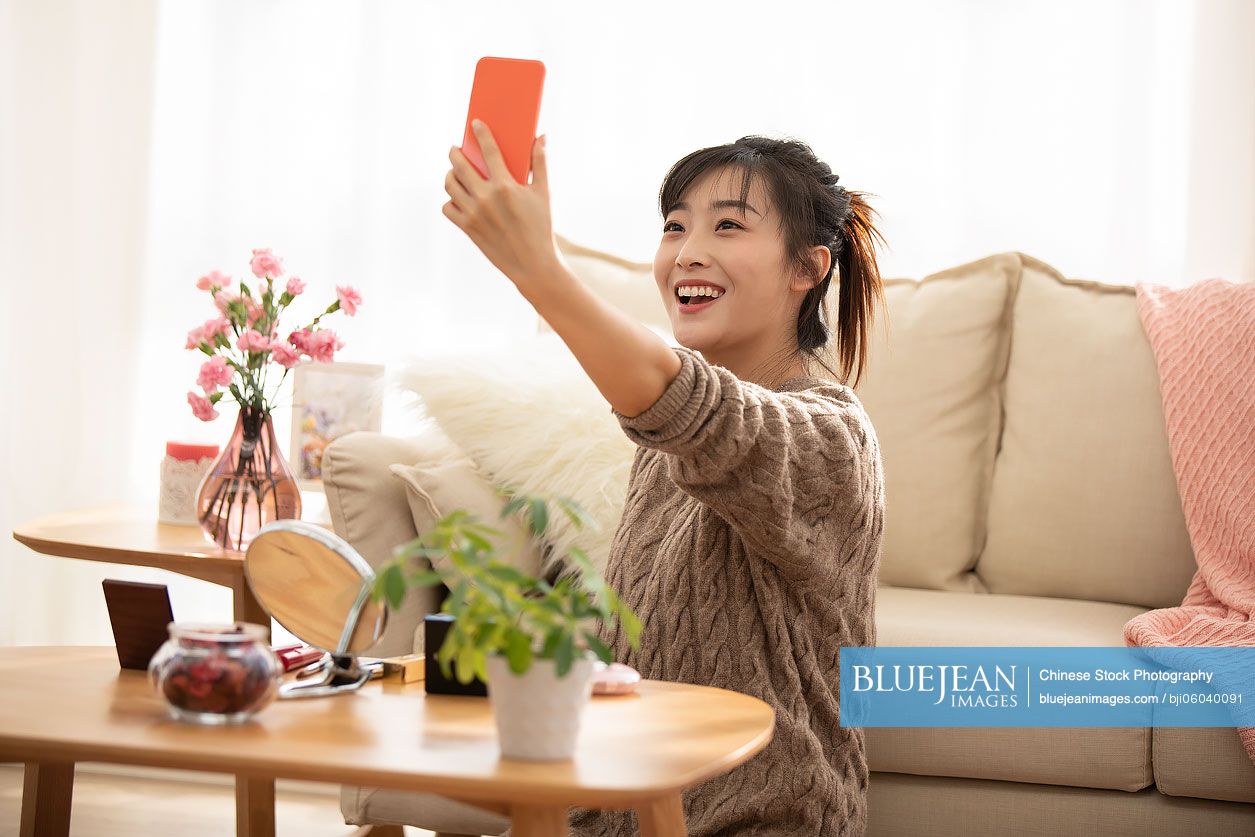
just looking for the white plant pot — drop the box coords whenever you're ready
[484,653,596,761]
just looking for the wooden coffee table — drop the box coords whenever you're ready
[10,504,336,835]
[0,647,775,837]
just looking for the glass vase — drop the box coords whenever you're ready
[196,405,301,551]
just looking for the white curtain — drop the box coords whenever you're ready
[3,0,1253,646]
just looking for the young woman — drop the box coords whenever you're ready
[444,122,888,836]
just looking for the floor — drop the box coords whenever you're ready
[0,764,436,836]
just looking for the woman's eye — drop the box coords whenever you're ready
[662,220,741,233]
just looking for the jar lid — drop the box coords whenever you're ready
[168,621,270,643]
[166,441,220,461]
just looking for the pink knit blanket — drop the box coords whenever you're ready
[1122,278,1255,767]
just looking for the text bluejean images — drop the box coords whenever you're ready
[839,647,1255,727]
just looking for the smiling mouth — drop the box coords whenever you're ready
[675,289,725,311]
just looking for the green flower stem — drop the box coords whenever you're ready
[266,367,291,408]
[256,351,270,407]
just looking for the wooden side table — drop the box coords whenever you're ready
[11,505,333,636]
[0,647,775,837]
[10,505,335,836]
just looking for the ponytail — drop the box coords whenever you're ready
[828,190,888,389]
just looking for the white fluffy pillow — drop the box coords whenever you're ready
[392,330,671,578]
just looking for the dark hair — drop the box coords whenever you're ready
[658,136,889,389]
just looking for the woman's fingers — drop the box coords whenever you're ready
[444,168,472,208]
[441,199,466,227]
[448,145,487,197]
[471,119,507,180]
[439,126,556,284]
[530,134,547,194]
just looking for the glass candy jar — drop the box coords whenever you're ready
[148,622,281,724]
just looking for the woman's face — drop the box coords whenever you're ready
[654,166,821,382]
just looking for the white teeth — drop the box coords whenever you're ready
[677,286,725,299]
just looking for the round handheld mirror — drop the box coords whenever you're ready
[245,519,387,698]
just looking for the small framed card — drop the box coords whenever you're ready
[102,579,175,670]
[290,361,385,490]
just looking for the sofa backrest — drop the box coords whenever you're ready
[975,256,1196,609]
[547,235,1198,609]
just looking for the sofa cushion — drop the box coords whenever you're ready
[875,585,1151,648]
[867,586,1153,791]
[868,773,1255,837]
[852,254,1018,592]
[976,257,1198,609]
[393,330,637,580]
[389,454,547,579]
[321,428,453,658]
[1153,726,1255,803]
[341,783,509,835]
[547,235,1016,594]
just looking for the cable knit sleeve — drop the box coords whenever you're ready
[611,345,874,582]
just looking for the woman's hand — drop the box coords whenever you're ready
[443,119,561,292]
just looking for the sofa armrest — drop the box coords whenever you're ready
[321,429,449,658]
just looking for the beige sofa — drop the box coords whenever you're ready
[322,238,1255,835]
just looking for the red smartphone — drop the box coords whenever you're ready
[460,57,545,185]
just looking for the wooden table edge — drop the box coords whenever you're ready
[0,719,773,809]
[11,530,241,588]
[10,506,340,589]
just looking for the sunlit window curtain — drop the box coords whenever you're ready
[2,0,1252,646]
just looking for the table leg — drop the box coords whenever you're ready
[510,803,569,836]
[20,761,74,837]
[232,576,271,641]
[231,569,275,836]
[235,774,276,837]
[636,792,687,837]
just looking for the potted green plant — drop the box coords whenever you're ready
[370,486,642,761]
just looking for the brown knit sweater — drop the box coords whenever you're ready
[553,344,886,836]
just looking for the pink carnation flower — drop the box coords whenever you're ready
[202,317,231,340]
[185,326,207,350]
[246,299,266,328]
[288,328,312,353]
[187,391,219,422]
[214,290,240,315]
[197,356,233,393]
[305,329,345,363]
[285,276,305,296]
[335,285,362,316]
[196,270,231,291]
[237,329,272,352]
[249,248,284,279]
[271,343,303,369]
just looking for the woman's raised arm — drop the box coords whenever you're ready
[443,119,682,418]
